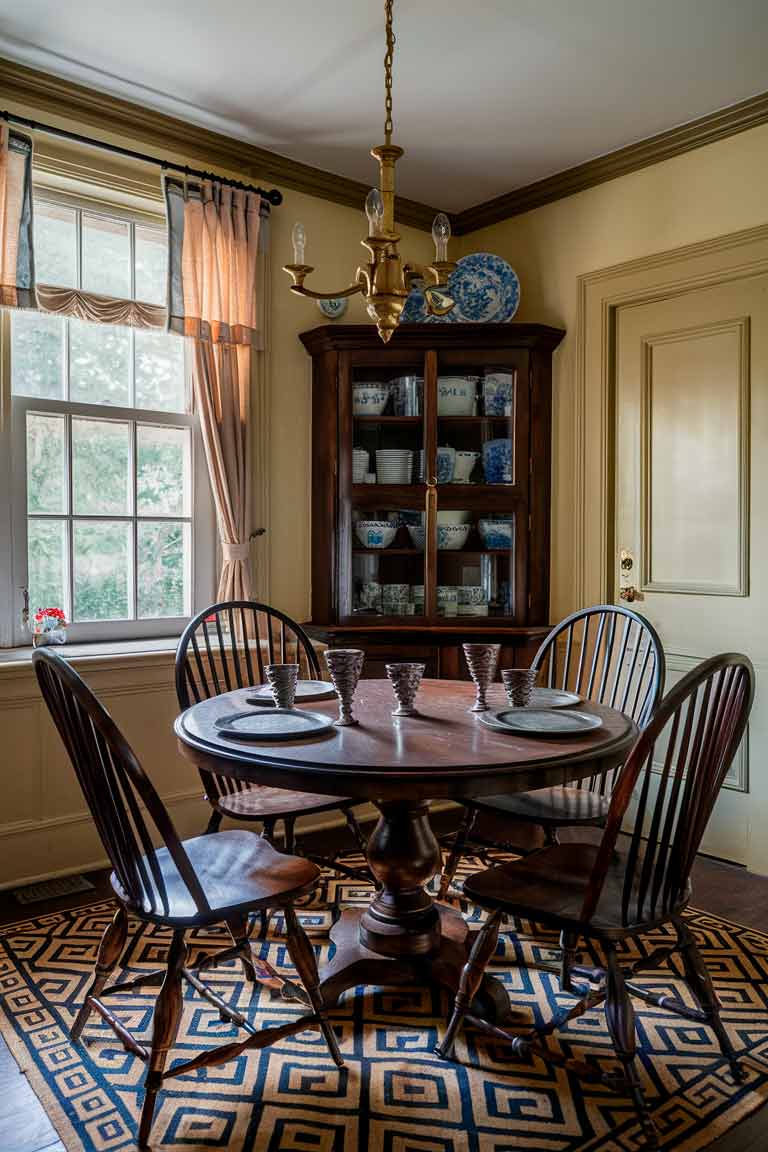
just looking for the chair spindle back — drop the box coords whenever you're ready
[34,649,208,919]
[175,601,322,801]
[584,652,754,927]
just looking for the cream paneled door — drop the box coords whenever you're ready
[616,274,768,867]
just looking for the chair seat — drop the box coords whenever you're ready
[463,842,689,936]
[470,785,610,827]
[215,785,351,821]
[112,829,320,926]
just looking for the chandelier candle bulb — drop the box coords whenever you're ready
[291,222,306,266]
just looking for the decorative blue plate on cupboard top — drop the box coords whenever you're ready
[400,253,520,325]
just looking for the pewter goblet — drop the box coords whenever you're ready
[501,667,537,708]
[265,662,299,709]
[385,662,426,716]
[323,648,365,726]
[462,642,501,712]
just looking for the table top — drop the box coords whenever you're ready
[175,679,637,803]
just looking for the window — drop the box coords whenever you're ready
[3,192,214,645]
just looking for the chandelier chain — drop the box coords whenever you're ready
[384,0,395,144]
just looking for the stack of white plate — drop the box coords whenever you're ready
[376,449,413,484]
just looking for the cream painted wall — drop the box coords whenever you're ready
[457,122,768,622]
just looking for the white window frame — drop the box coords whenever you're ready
[0,186,216,647]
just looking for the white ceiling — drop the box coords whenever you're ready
[1,0,767,212]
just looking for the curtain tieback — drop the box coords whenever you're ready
[222,541,250,562]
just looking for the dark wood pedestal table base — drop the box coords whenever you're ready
[176,680,636,1023]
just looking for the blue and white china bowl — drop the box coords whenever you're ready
[437,376,476,415]
[352,384,390,416]
[355,520,396,548]
[318,296,348,320]
[436,445,456,483]
[400,254,520,325]
[483,372,515,416]
[478,518,513,550]
[437,585,459,615]
[407,525,426,550]
[482,438,513,484]
[438,524,470,551]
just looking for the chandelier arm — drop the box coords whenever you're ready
[286,280,366,302]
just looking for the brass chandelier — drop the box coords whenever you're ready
[283,0,456,342]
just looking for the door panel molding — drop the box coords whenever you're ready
[575,222,768,608]
[640,317,750,596]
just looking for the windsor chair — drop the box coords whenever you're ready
[176,601,369,879]
[438,604,665,898]
[436,652,754,1149]
[33,648,343,1149]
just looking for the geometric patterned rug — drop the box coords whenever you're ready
[1,855,767,1152]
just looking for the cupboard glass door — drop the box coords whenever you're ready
[339,349,428,623]
[429,347,529,624]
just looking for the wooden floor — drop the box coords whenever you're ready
[1,821,767,1152]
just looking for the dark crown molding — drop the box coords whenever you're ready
[451,89,768,235]
[3,56,767,239]
[0,56,441,233]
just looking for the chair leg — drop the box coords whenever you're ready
[262,818,277,844]
[436,909,502,1060]
[676,917,746,1081]
[437,807,477,901]
[604,946,658,1149]
[341,804,368,856]
[138,930,186,1149]
[227,913,257,983]
[205,808,223,835]
[283,903,344,1068]
[71,905,128,1042]
[559,930,577,993]
[283,815,297,855]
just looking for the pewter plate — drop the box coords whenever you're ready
[213,708,336,741]
[479,708,603,737]
[246,680,336,705]
[530,688,582,709]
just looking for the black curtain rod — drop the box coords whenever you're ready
[1,108,283,206]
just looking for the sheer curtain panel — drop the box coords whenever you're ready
[165,177,268,601]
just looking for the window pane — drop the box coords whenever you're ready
[34,201,77,288]
[73,521,131,621]
[137,425,190,516]
[72,418,131,515]
[135,329,186,412]
[28,519,68,618]
[135,225,167,305]
[138,521,188,618]
[82,213,131,298]
[69,319,130,406]
[11,312,64,399]
[27,413,67,514]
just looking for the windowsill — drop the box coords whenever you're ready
[0,636,179,669]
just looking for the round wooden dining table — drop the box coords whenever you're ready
[175,678,637,1021]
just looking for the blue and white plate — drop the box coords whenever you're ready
[400,254,520,325]
[318,296,349,320]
